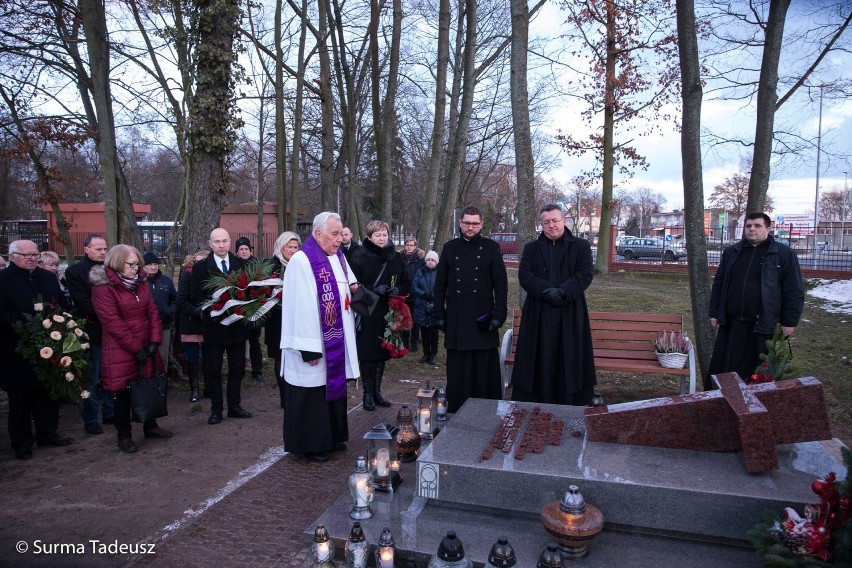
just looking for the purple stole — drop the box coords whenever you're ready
[300,236,348,401]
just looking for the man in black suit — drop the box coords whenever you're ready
[189,228,251,424]
[340,226,361,260]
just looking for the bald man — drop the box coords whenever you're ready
[189,228,252,424]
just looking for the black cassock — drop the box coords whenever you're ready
[511,230,596,405]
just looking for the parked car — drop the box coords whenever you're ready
[616,237,686,261]
[488,233,519,255]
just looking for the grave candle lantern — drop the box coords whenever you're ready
[348,456,374,520]
[396,405,421,462]
[540,485,604,560]
[436,386,448,421]
[364,424,402,492]
[375,528,396,568]
[311,525,334,565]
[417,383,438,439]
[427,530,473,567]
[345,522,369,568]
[487,536,517,567]
[537,543,565,567]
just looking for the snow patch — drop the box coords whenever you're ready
[807,279,852,315]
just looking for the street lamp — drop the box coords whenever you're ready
[813,85,825,252]
[842,171,849,252]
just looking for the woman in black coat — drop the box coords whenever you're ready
[412,251,440,364]
[176,250,208,402]
[263,231,301,408]
[348,220,410,411]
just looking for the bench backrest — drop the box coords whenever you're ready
[506,308,684,364]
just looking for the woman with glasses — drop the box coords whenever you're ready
[90,244,172,453]
[348,220,410,411]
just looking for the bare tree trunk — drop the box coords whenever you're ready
[318,0,335,211]
[79,0,139,247]
[595,0,616,274]
[746,0,790,215]
[676,0,713,381]
[256,95,266,258]
[373,0,401,224]
[510,0,535,291]
[288,0,308,230]
[434,0,476,249]
[416,0,450,249]
[275,0,287,233]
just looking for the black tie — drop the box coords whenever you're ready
[221,259,227,273]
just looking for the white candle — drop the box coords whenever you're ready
[376,448,390,477]
[379,548,394,567]
[355,479,369,506]
[316,541,331,562]
[419,408,432,432]
[436,400,447,419]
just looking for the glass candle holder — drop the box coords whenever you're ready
[436,387,448,421]
[396,405,422,462]
[365,424,402,492]
[345,522,369,568]
[417,384,437,439]
[312,525,334,564]
[348,456,374,520]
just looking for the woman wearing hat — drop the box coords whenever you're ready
[143,252,177,373]
[412,251,441,364]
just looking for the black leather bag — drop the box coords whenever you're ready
[351,285,379,318]
[129,364,169,423]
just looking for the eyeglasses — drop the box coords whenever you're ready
[460,221,482,227]
[125,262,141,268]
[541,219,564,226]
[12,252,41,259]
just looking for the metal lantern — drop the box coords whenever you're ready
[365,424,402,492]
[436,386,448,421]
[375,527,396,568]
[487,536,517,567]
[537,543,565,568]
[348,456,374,520]
[591,392,605,407]
[396,405,422,462]
[345,522,369,568]
[311,525,334,565]
[428,531,473,568]
[416,383,438,439]
[540,485,604,560]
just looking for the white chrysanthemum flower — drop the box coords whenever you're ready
[42,320,52,329]
[74,328,84,337]
[60,356,72,367]
[67,320,77,328]
[34,303,43,311]
[80,390,90,399]
[50,331,62,341]
[52,315,65,323]
[65,372,75,381]
[40,347,53,359]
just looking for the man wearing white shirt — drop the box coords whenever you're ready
[280,212,360,462]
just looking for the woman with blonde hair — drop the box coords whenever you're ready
[265,232,302,408]
[176,250,209,402]
[91,244,171,453]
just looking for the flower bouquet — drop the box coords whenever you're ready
[748,447,851,566]
[13,298,90,402]
[380,295,413,358]
[750,323,794,385]
[653,330,692,369]
[201,259,283,326]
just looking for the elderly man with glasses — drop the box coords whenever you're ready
[0,241,75,459]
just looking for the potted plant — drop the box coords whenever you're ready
[654,330,692,369]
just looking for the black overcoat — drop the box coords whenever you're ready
[176,266,203,335]
[510,230,596,395]
[433,234,508,351]
[349,239,411,361]
[189,252,249,345]
[263,256,285,357]
[65,256,103,345]
[0,264,69,392]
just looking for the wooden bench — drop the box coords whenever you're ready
[499,309,697,396]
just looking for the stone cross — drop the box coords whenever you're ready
[584,374,833,473]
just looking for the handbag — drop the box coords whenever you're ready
[129,361,169,423]
[352,263,387,327]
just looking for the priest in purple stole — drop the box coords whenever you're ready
[280,212,360,462]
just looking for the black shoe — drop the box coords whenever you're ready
[227,407,252,418]
[143,427,173,439]
[208,413,223,425]
[37,434,74,447]
[332,441,348,452]
[304,452,330,463]
[419,354,428,363]
[362,392,375,411]
[251,372,264,383]
[190,389,200,403]
[117,438,137,453]
[85,421,104,435]
[14,448,33,460]
[102,416,115,425]
[427,355,437,365]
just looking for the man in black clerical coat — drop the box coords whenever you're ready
[511,204,596,405]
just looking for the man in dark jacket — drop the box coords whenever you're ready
[143,252,177,374]
[706,212,804,389]
[189,228,251,424]
[0,240,74,459]
[511,204,596,405]
[340,226,361,260]
[65,234,113,434]
[433,206,508,413]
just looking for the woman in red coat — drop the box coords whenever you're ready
[91,244,172,453]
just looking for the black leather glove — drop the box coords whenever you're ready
[435,319,446,332]
[145,343,159,357]
[300,350,322,363]
[487,318,502,332]
[387,287,399,297]
[373,284,390,296]
[135,349,148,363]
[543,287,565,305]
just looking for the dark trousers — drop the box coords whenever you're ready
[247,328,263,374]
[6,389,60,451]
[204,342,246,413]
[113,389,157,440]
[420,326,439,356]
[402,311,420,349]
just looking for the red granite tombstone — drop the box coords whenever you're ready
[584,374,833,473]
